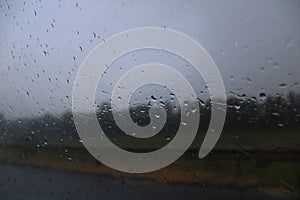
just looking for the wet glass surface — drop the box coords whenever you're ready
[0,0,299,199]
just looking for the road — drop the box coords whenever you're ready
[0,164,297,200]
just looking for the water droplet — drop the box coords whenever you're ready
[185,111,190,117]
[184,101,189,106]
[151,95,157,101]
[259,93,266,98]
[259,92,266,101]
[181,122,187,126]
[272,112,280,116]
[279,83,287,89]
[234,105,241,110]
[197,98,205,106]
[272,62,279,69]
[191,108,197,113]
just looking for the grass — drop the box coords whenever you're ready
[0,146,299,195]
[0,128,299,197]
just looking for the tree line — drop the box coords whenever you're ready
[0,91,299,147]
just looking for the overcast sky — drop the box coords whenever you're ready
[0,0,299,119]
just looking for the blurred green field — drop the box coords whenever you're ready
[0,128,299,197]
[102,128,300,152]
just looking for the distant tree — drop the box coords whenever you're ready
[0,113,4,135]
[287,91,300,126]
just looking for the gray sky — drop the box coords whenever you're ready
[0,0,300,119]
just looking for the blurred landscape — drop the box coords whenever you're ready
[0,1,299,199]
[0,92,299,198]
